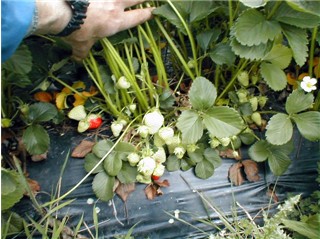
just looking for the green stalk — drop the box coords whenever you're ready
[266,0,282,19]
[228,0,233,30]
[155,17,195,80]
[101,39,149,111]
[217,59,248,101]
[308,27,318,76]
[166,0,199,76]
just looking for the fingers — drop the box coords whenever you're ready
[121,0,147,8]
[116,7,154,32]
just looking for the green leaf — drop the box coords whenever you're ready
[281,24,308,66]
[176,110,204,144]
[285,90,314,114]
[181,159,193,171]
[209,43,236,66]
[203,106,244,138]
[266,113,293,145]
[92,139,113,158]
[84,153,104,174]
[268,149,291,176]
[203,148,222,168]
[230,38,272,60]
[188,1,221,23]
[188,146,204,164]
[114,142,136,161]
[273,2,320,28]
[1,169,24,210]
[159,89,175,110]
[233,9,281,46]
[189,77,217,110]
[292,111,320,141]
[196,28,220,51]
[22,124,50,155]
[248,140,270,162]
[117,162,138,184]
[262,44,292,69]
[195,159,215,179]
[92,171,115,201]
[260,62,287,91]
[2,44,32,74]
[27,102,58,123]
[104,153,122,176]
[166,155,181,171]
[285,0,320,16]
[282,218,320,239]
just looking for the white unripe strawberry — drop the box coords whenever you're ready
[251,112,262,126]
[116,76,131,89]
[153,163,165,177]
[158,127,174,143]
[249,97,258,112]
[68,105,87,121]
[129,104,136,112]
[77,119,90,133]
[153,147,166,163]
[137,125,149,138]
[137,157,156,176]
[143,109,164,134]
[237,71,249,87]
[111,121,123,137]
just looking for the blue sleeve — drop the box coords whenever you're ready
[1,0,36,62]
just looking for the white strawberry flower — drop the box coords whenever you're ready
[137,157,156,176]
[137,125,149,138]
[153,147,166,163]
[111,121,124,137]
[127,152,140,166]
[158,126,174,143]
[116,76,131,89]
[153,163,165,177]
[174,146,186,159]
[301,76,317,92]
[143,109,164,134]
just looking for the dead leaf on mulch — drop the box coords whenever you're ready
[24,178,41,196]
[115,182,136,202]
[71,140,95,158]
[145,179,170,200]
[31,152,47,162]
[228,162,244,186]
[242,159,260,182]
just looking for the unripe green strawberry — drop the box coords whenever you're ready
[236,89,248,103]
[251,74,259,85]
[127,152,140,166]
[187,59,196,69]
[19,104,29,116]
[116,76,131,89]
[136,173,152,184]
[129,104,136,112]
[251,112,262,126]
[219,137,231,147]
[258,96,268,108]
[68,105,87,121]
[237,71,249,87]
[78,119,90,133]
[143,109,164,134]
[1,118,12,128]
[249,97,258,112]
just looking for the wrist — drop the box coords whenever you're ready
[34,0,72,35]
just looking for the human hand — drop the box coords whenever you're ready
[62,0,154,61]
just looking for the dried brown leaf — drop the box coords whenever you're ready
[242,159,260,182]
[31,152,47,162]
[228,162,244,186]
[154,179,170,187]
[115,182,136,202]
[145,184,157,200]
[24,178,41,196]
[71,140,95,158]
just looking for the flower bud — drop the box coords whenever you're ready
[111,122,124,137]
[158,127,174,143]
[143,109,164,134]
[137,125,149,138]
[127,152,140,166]
[210,138,221,148]
[116,76,131,89]
[137,157,156,176]
[153,147,166,163]
[174,146,186,159]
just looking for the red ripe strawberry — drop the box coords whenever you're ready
[87,114,103,129]
[152,175,160,180]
